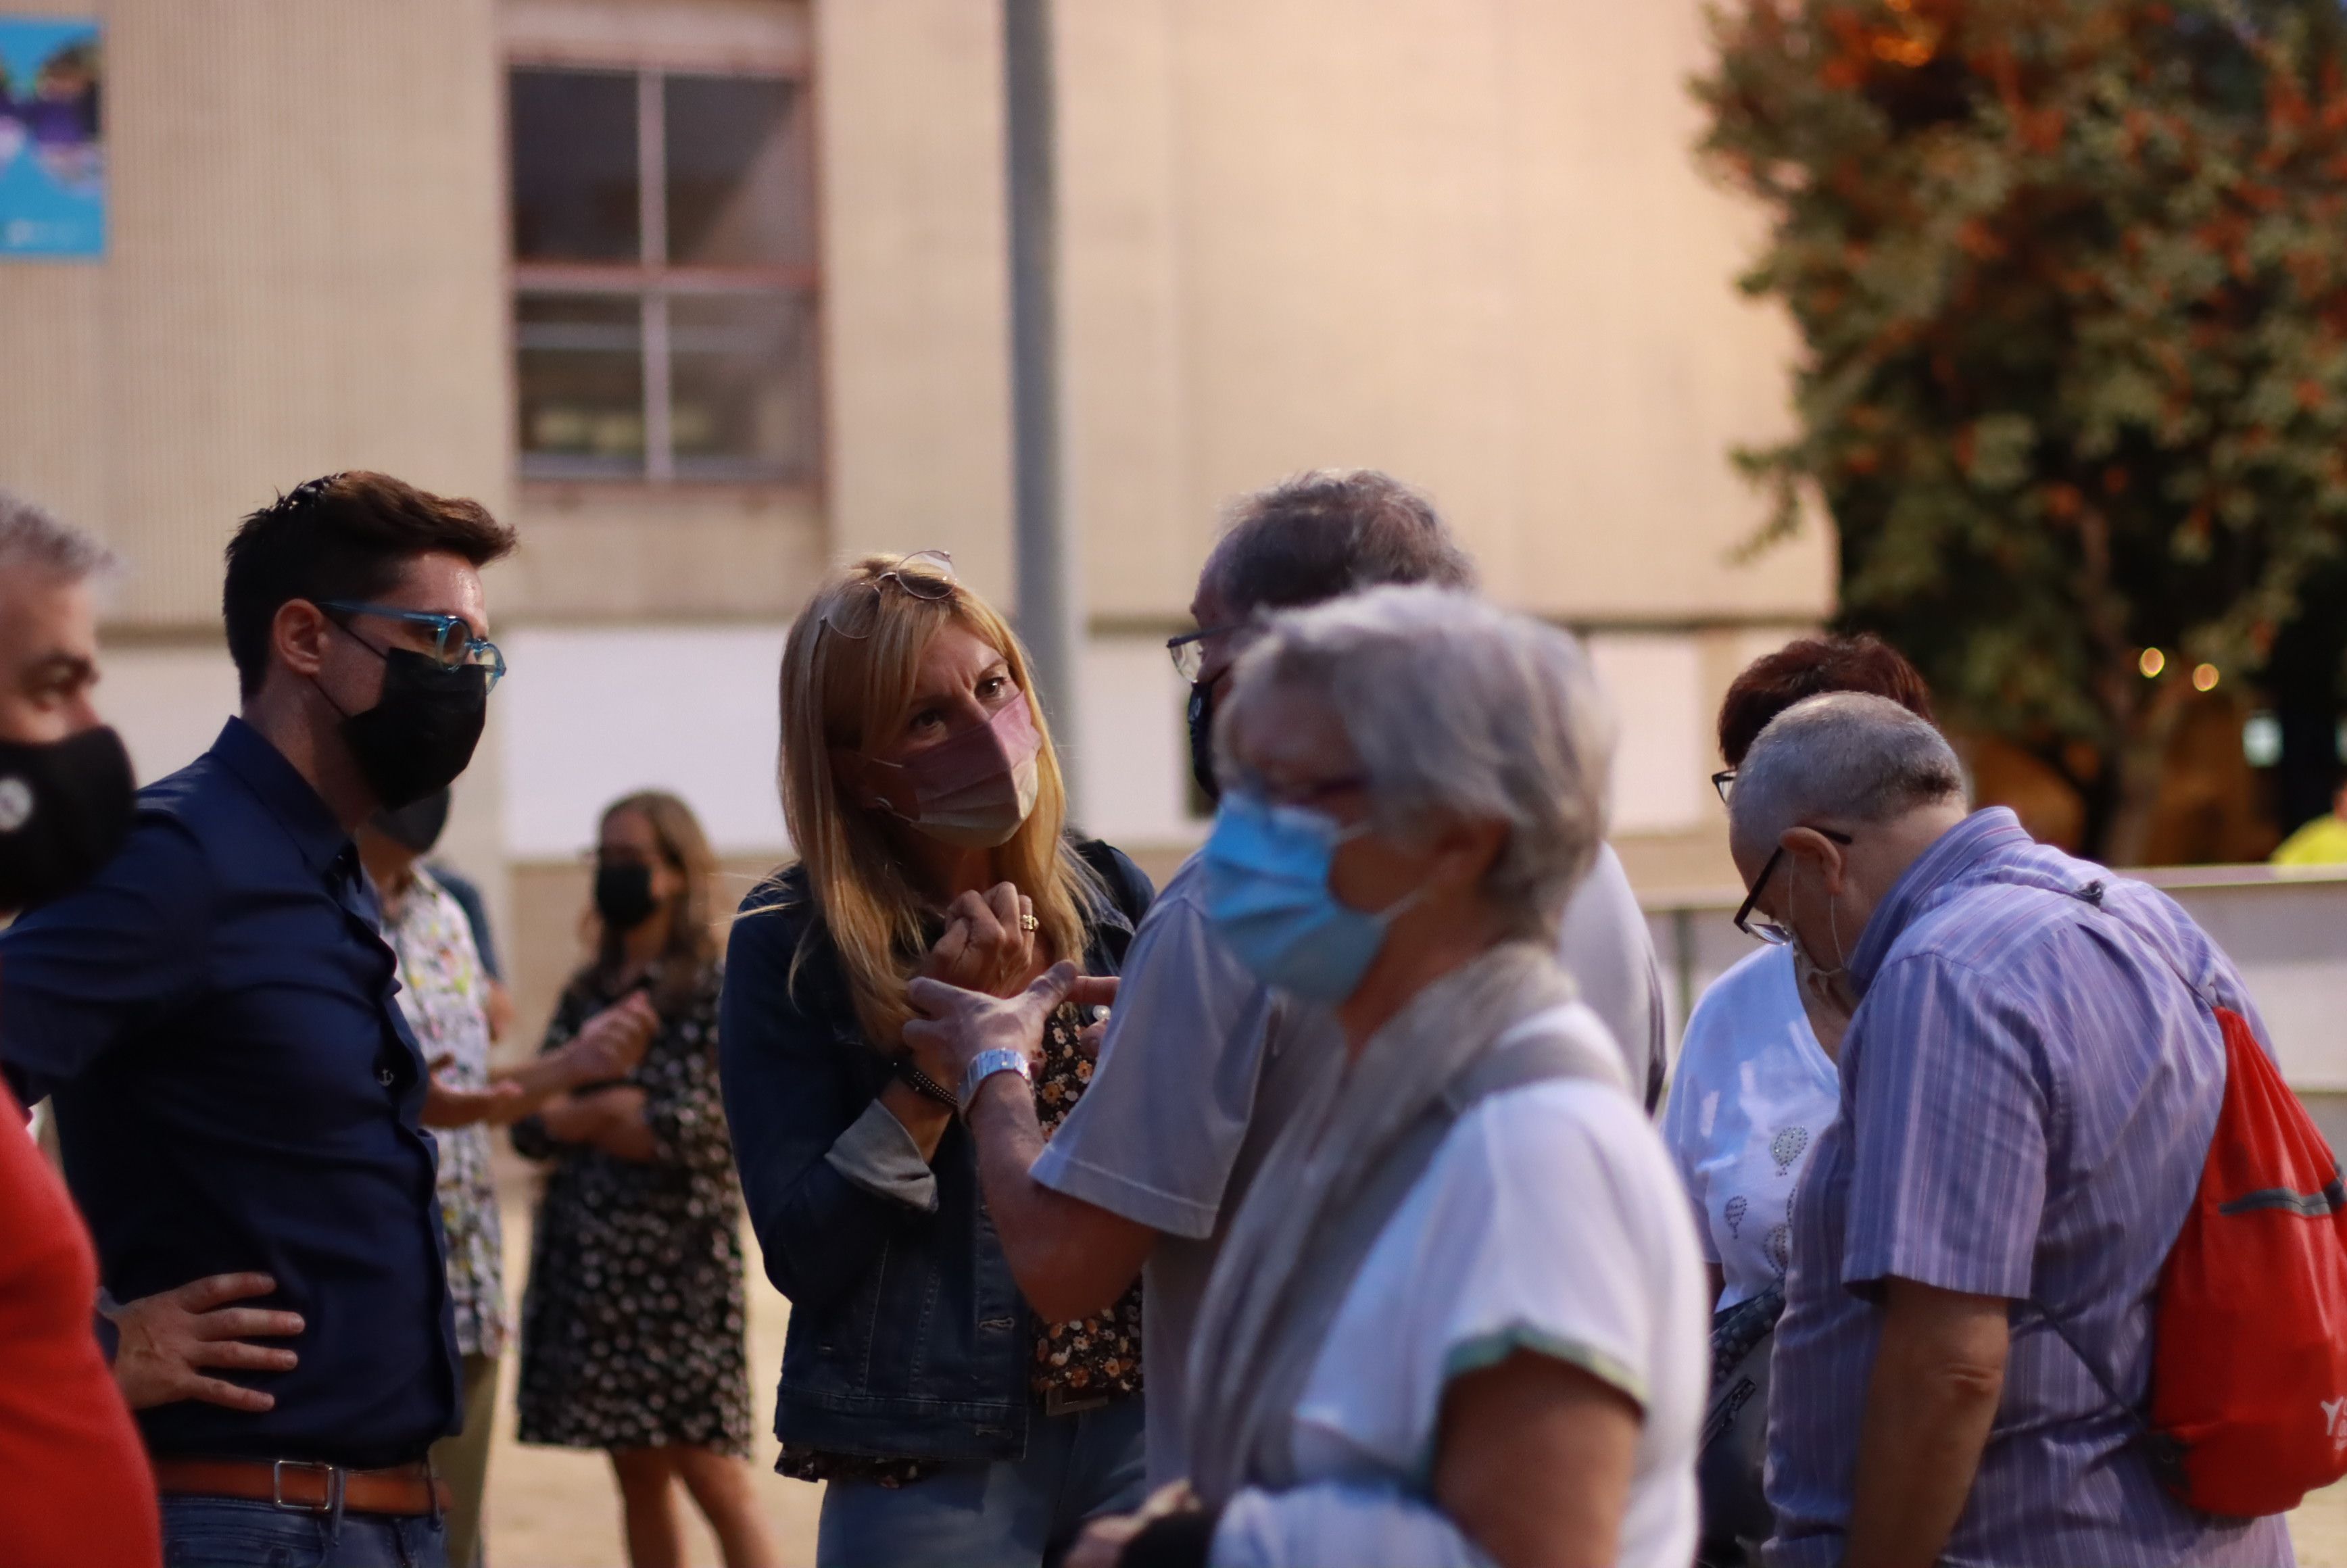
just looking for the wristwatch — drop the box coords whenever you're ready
[958,1047,1032,1114]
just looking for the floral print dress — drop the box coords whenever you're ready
[512,962,753,1454]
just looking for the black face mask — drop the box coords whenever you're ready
[372,787,452,856]
[595,862,658,933]
[1186,679,1221,805]
[332,648,489,812]
[0,725,136,912]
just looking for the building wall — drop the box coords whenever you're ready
[498,0,825,624]
[806,0,1833,894]
[0,0,511,624]
[0,0,1828,1048]
[1055,0,1832,628]
[814,0,1017,607]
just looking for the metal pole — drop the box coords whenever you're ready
[1005,0,1083,811]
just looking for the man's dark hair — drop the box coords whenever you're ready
[1718,633,1935,767]
[222,471,516,698]
[1201,469,1476,617]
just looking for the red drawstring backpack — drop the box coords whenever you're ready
[2052,879,2347,1519]
[2142,1000,2347,1517]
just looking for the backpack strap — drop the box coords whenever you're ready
[2034,875,2199,1490]
[2071,877,2222,1010]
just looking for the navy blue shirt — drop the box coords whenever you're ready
[0,718,460,1468]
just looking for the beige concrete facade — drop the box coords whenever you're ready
[811,0,1835,629]
[0,0,511,624]
[0,0,1829,1041]
[0,0,516,891]
[1055,1,1832,629]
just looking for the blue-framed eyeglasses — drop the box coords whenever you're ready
[318,601,507,691]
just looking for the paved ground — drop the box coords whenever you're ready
[2296,1483,2347,1568]
[477,1149,2347,1567]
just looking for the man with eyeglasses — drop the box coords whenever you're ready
[1731,693,2289,1568]
[897,469,1668,1500]
[0,472,515,1568]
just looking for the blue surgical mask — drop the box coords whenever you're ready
[1201,791,1419,1004]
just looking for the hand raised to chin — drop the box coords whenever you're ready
[917,883,1041,998]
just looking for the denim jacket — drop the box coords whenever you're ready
[719,840,1152,1463]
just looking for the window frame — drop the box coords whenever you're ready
[507,54,820,489]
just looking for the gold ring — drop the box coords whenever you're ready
[1019,913,1039,932]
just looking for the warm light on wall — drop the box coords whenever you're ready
[2139,647,2167,678]
[2193,663,2221,692]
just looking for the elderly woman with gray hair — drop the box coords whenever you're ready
[1072,586,1707,1568]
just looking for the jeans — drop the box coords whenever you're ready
[162,1496,450,1568]
[816,1397,1148,1568]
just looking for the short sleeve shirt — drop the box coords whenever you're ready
[1034,846,1670,1489]
[1285,1079,1708,1568]
[1031,857,1338,1488]
[382,866,506,1360]
[1764,810,2294,1568]
[1660,944,1837,1309]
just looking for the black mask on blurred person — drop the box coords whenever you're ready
[372,786,452,856]
[594,862,658,932]
[332,650,488,812]
[1186,679,1221,805]
[0,726,136,912]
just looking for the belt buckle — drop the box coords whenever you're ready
[1042,1387,1111,1419]
[272,1459,343,1515]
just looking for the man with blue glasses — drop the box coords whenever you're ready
[0,471,514,1568]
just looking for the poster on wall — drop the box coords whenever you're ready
[0,17,101,258]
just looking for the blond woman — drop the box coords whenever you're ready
[719,553,1155,1567]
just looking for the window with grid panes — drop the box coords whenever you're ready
[510,65,817,483]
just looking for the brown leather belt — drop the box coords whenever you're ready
[153,1458,448,1517]
[1040,1386,1112,1418]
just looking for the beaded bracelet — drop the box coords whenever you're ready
[894,1058,959,1110]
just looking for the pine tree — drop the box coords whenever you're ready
[1698,0,2347,857]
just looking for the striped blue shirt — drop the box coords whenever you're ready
[1764,809,2294,1568]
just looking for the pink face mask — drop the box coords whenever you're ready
[855,698,1044,849]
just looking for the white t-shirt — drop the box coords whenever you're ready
[1215,1069,1708,1568]
[1658,944,1839,1310]
[1034,843,1668,1489]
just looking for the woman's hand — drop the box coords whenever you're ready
[422,1057,529,1127]
[537,1092,597,1144]
[538,1085,656,1159]
[1065,1514,1144,1568]
[558,992,661,1084]
[1066,1481,1203,1568]
[917,882,1039,999]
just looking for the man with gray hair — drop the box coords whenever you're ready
[0,490,155,1565]
[1734,693,2292,1567]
